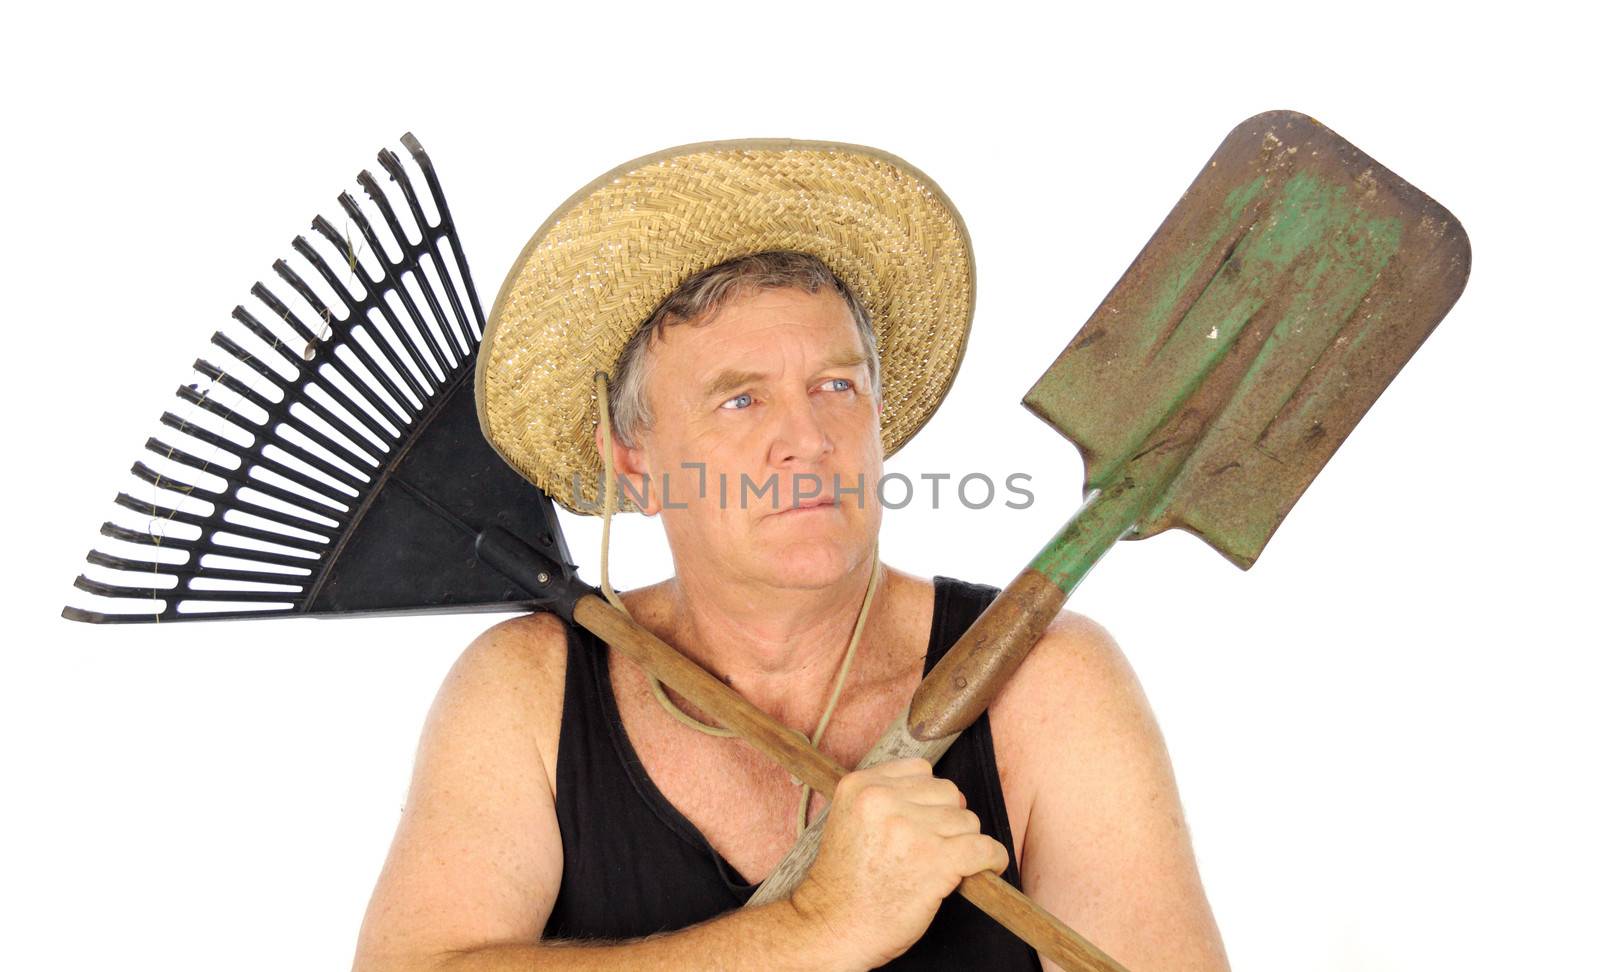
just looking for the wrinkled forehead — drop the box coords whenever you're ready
[645,286,868,392]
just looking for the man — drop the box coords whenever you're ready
[353,141,1228,970]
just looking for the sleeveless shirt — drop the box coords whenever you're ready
[544,575,1044,971]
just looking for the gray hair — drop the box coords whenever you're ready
[606,250,880,448]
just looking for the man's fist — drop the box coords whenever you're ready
[789,757,1010,969]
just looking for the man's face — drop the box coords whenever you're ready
[614,286,884,591]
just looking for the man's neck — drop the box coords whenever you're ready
[653,553,886,728]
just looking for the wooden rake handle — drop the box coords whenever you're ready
[572,592,1125,972]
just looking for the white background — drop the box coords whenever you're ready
[5,2,1595,969]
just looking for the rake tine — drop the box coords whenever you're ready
[319,205,459,375]
[231,316,410,437]
[148,425,355,527]
[284,242,435,404]
[112,490,209,530]
[101,521,318,570]
[246,279,413,430]
[246,278,322,348]
[162,407,363,497]
[255,273,420,426]
[175,381,261,431]
[154,439,348,517]
[115,488,333,540]
[205,333,398,450]
[231,467,350,519]
[347,178,467,361]
[190,357,276,417]
[128,458,342,533]
[174,382,377,482]
[156,410,243,466]
[204,518,327,555]
[173,383,379,482]
[227,304,306,376]
[130,460,221,504]
[73,574,298,605]
[206,330,287,395]
[119,460,330,558]
[383,138,485,340]
[99,522,201,552]
[87,550,307,587]
[352,170,471,359]
[190,357,381,484]
[294,374,400,451]
[303,220,450,388]
[137,444,349,520]
[73,575,174,600]
[65,605,297,623]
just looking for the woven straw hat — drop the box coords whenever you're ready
[474,138,976,514]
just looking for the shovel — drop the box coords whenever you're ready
[744,107,1473,952]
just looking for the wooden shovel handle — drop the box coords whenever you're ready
[571,592,1125,972]
[964,870,1128,972]
[908,568,1067,740]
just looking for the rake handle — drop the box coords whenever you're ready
[573,593,847,795]
[571,593,1125,972]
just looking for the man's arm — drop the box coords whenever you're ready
[991,611,1231,972]
[352,613,855,971]
[351,615,1003,972]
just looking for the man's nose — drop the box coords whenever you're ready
[768,394,833,465]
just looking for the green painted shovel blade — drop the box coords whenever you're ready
[1023,110,1471,569]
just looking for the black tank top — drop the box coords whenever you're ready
[544,575,1044,971]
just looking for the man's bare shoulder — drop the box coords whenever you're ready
[442,611,573,782]
[992,608,1142,727]
[460,611,571,685]
[986,609,1153,843]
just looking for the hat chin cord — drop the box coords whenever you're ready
[592,372,882,836]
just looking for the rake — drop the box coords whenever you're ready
[64,134,576,624]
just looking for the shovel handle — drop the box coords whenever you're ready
[907,568,1067,740]
[570,592,1125,972]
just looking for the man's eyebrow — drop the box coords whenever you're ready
[814,350,869,375]
[700,352,869,403]
[701,369,767,403]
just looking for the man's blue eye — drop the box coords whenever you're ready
[720,393,753,410]
[822,379,853,392]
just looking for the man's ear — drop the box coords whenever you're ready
[593,425,661,516]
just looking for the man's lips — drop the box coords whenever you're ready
[767,497,839,518]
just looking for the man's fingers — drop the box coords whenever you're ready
[858,761,968,810]
[869,757,934,779]
[899,803,984,838]
[894,775,965,808]
[950,832,1010,877]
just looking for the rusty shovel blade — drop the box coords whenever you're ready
[1023,109,1471,569]
[907,108,1473,738]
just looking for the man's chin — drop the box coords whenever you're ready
[748,537,870,591]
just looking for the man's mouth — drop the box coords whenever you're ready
[769,496,838,517]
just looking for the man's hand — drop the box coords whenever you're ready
[789,757,1010,969]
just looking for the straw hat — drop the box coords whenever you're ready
[474,138,976,514]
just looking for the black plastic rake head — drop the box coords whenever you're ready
[64,134,577,624]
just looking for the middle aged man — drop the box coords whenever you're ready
[355,140,1229,971]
